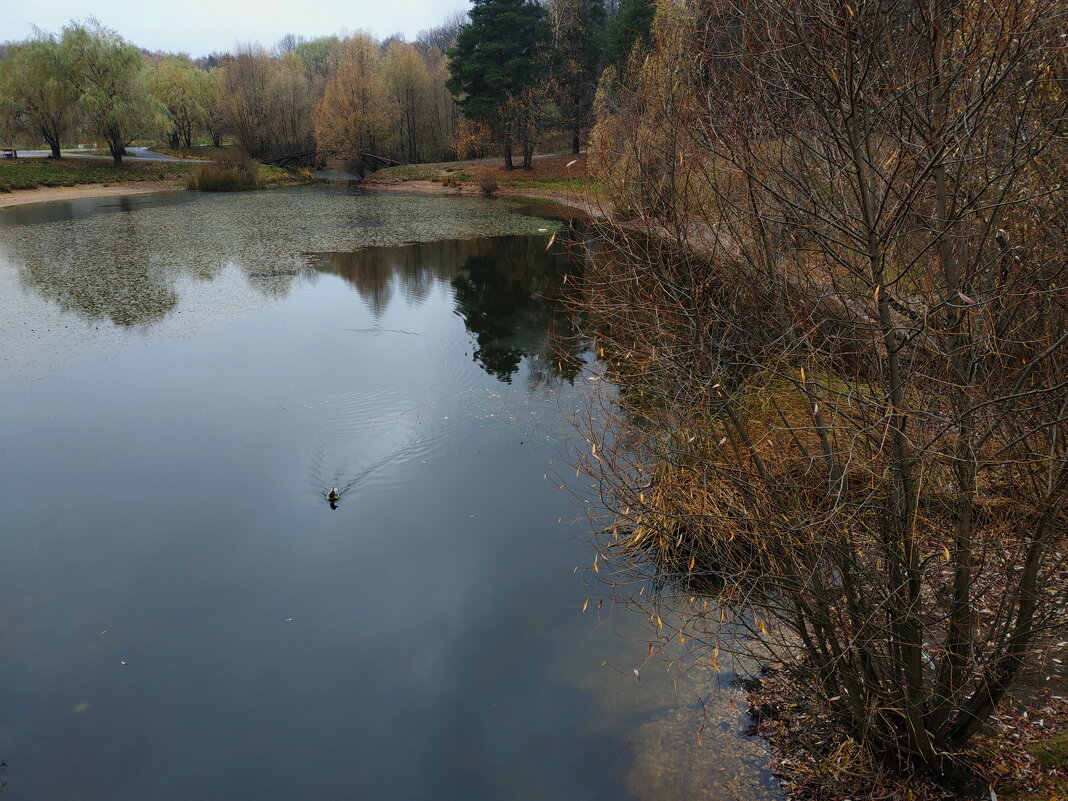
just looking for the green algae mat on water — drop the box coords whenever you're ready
[0,187,563,379]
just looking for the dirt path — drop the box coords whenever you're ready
[0,180,185,210]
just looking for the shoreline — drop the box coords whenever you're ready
[357,177,606,219]
[0,180,185,210]
[0,177,601,218]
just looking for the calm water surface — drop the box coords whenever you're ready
[0,187,779,800]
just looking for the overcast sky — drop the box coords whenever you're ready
[5,0,471,56]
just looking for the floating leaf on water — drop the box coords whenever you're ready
[582,597,589,613]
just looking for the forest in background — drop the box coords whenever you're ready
[0,0,655,169]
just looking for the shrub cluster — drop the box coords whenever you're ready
[188,152,263,192]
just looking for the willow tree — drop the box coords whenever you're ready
[64,20,154,165]
[147,56,212,149]
[0,32,80,158]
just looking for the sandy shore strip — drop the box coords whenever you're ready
[0,180,185,210]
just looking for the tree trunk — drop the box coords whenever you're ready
[503,139,514,170]
[571,123,581,155]
[42,128,61,159]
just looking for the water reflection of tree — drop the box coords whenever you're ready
[312,235,590,384]
[5,210,589,375]
[450,238,587,385]
[3,204,305,326]
[10,228,182,327]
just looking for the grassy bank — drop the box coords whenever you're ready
[363,153,605,202]
[1006,729,1068,800]
[0,157,295,193]
[0,158,196,192]
[150,145,231,161]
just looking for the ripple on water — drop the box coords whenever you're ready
[294,385,458,503]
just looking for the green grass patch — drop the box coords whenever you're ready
[501,175,602,195]
[0,157,196,192]
[151,144,233,161]
[377,164,450,182]
[1003,730,1068,800]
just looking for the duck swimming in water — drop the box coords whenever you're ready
[327,488,340,502]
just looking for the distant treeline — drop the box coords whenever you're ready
[0,1,656,169]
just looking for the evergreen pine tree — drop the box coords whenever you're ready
[604,0,655,69]
[446,0,551,169]
[549,0,607,154]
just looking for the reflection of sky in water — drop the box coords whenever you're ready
[0,189,779,801]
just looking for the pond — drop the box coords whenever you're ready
[0,186,780,800]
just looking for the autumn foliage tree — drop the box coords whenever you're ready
[313,35,388,171]
[583,0,1068,792]
[215,46,315,161]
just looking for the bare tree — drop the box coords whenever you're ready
[582,0,1067,791]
